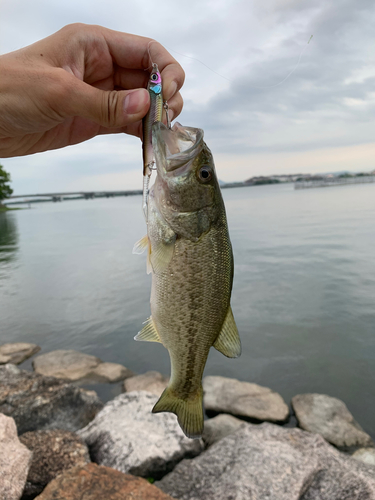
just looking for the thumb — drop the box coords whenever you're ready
[65,79,150,128]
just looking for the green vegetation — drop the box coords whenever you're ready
[0,164,13,207]
[0,206,20,212]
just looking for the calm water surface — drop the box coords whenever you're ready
[1,183,374,438]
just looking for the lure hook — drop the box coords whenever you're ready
[163,101,172,130]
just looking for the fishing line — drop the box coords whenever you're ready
[244,35,313,89]
[149,35,313,89]
[146,40,156,71]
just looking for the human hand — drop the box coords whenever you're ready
[0,24,184,158]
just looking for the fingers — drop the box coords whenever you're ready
[143,40,185,101]
[96,88,183,140]
[35,24,185,121]
[41,24,185,101]
[165,91,184,123]
[60,72,150,129]
[90,65,183,127]
[97,27,185,104]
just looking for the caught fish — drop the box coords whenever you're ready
[134,121,241,438]
[142,63,163,218]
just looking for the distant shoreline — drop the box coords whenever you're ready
[0,206,23,212]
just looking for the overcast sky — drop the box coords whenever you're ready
[1,0,375,194]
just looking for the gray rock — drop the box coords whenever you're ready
[0,364,103,434]
[0,413,32,500]
[157,423,375,500]
[202,413,245,447]
[90,362,134,383]
[123,371,169,397]
[0,343,41,365]
[292,393,373,449]
[78,391,203,478]
[32,350,133,383]
[19,429,90,499]
[353,449,375,467]
[203,375,289,422]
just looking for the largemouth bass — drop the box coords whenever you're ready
[134,122,241,438]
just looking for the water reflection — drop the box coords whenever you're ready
[0,212,18,267]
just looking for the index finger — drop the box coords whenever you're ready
[100,28,185,100]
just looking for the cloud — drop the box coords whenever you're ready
[1,0,375,194]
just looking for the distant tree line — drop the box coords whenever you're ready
[253,179,281,185]
[0,164,13,206]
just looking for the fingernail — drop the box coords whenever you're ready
[124,89,148,115]
[167,81,177,100]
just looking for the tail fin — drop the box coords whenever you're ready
[152,386,204,439]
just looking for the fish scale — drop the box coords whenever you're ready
[153,229,232,395]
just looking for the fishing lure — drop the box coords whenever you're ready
[142,63,163,219]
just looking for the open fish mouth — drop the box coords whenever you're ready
[152,122,204,173]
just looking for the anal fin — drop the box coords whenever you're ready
[134,317,161,343]
[213,306,241,358]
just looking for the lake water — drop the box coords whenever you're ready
[1,183,374,439]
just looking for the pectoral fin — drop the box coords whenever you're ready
[132,235,149,254]
[150,238,176,274]
[132,235,152,275]
[134,317,161,343]
[213,306,241,358]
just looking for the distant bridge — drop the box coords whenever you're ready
[8,190,142,203]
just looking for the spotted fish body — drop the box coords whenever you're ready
[134,122,241,438]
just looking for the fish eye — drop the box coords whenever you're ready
[151,74,158,81]
[198,167,212,182]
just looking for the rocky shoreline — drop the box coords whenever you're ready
[1,342,374,500]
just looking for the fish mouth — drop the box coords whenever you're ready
[152,122,204,173]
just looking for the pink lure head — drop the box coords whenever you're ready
[149,63,162,86]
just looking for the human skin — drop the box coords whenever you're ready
[0,23,185,158]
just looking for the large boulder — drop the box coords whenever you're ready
[0,343,40,365]
[353,448,375,467]
[157,423,375,500]
[0,413,32,500]
[203,375,289,422]
[292,393,373,449]
[78,391,203,479]
[202,413,245,447]
[123,371,169,397]
[33,350,133,383]
[19,429,90,499]
[34,463,175,500]
[0,364,103,434]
